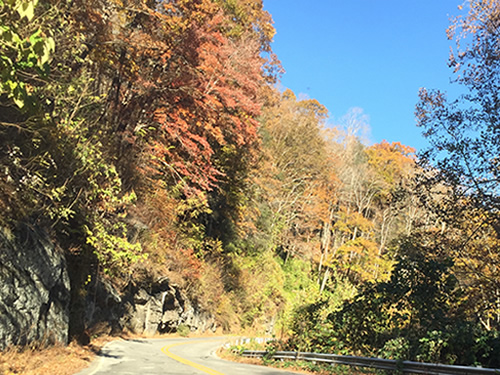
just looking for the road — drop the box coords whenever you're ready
[75,337,304,375]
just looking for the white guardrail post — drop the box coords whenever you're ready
[241,349,500,375]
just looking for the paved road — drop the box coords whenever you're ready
[75,337,304,375]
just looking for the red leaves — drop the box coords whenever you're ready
[74,0,270,196]
[136,6,265,194]
[150,106,220,192]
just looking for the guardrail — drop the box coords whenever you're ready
[241,350,500,375]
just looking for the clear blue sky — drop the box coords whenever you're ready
[262,0,463,151]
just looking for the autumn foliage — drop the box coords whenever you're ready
[1,0,499,366]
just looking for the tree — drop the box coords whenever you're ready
[257,89,330,261]
[327,234,483,365]
[0,0,143,272]
[366,141,418,271]
[416,0,500,330]
[319,125,416,287]
[416,0,500,232]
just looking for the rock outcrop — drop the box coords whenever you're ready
[0,224,216,350]
[122,277,217,334]
[0,224,71,349]
[84,277,217,336]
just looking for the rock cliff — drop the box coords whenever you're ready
[0,224,216,350]
[0,224,71,349]
[84,276,217,336]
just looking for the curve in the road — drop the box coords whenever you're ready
[161,341,225,375]
[75,337,305,374]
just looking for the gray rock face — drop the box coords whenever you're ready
[125,279,217,335]
[84,277,217,336]
[0,224,215,350]
[0,225,71,349]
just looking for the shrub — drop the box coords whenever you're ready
[177,324,190,337]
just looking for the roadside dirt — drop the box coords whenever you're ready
[0,338,107,375]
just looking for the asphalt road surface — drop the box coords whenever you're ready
[75,337,304,375]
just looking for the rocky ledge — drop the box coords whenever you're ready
[0,224,216,350]
[84,276,217,336]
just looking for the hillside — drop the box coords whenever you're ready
[0,0,499,369]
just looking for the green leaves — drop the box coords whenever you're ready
[84,220,144,275]
[0,0,55,109]
[15,0,38,21]
[25,28,55,69]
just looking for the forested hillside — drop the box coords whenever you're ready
[1,0,499,368]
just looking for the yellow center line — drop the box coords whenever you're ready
[161,340,226,375]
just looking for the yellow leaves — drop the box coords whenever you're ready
[13,0,37,21]
[334,237,392,283]
[297,98,329,120]
[338,237,377,258]
[366,140,416,186]
[0,0,57,109]
[334,208,374,236]
[175,191,212,219]
[210,124,225,144]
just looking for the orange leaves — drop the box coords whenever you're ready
[85,0,271,195]
[151,102,219,189]
[179,248,203,279]
[197,21,264,121]
[366,140,416,186]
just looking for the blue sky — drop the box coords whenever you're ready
[262,0,463,151]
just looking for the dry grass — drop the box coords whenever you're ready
[0,337,110,375]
